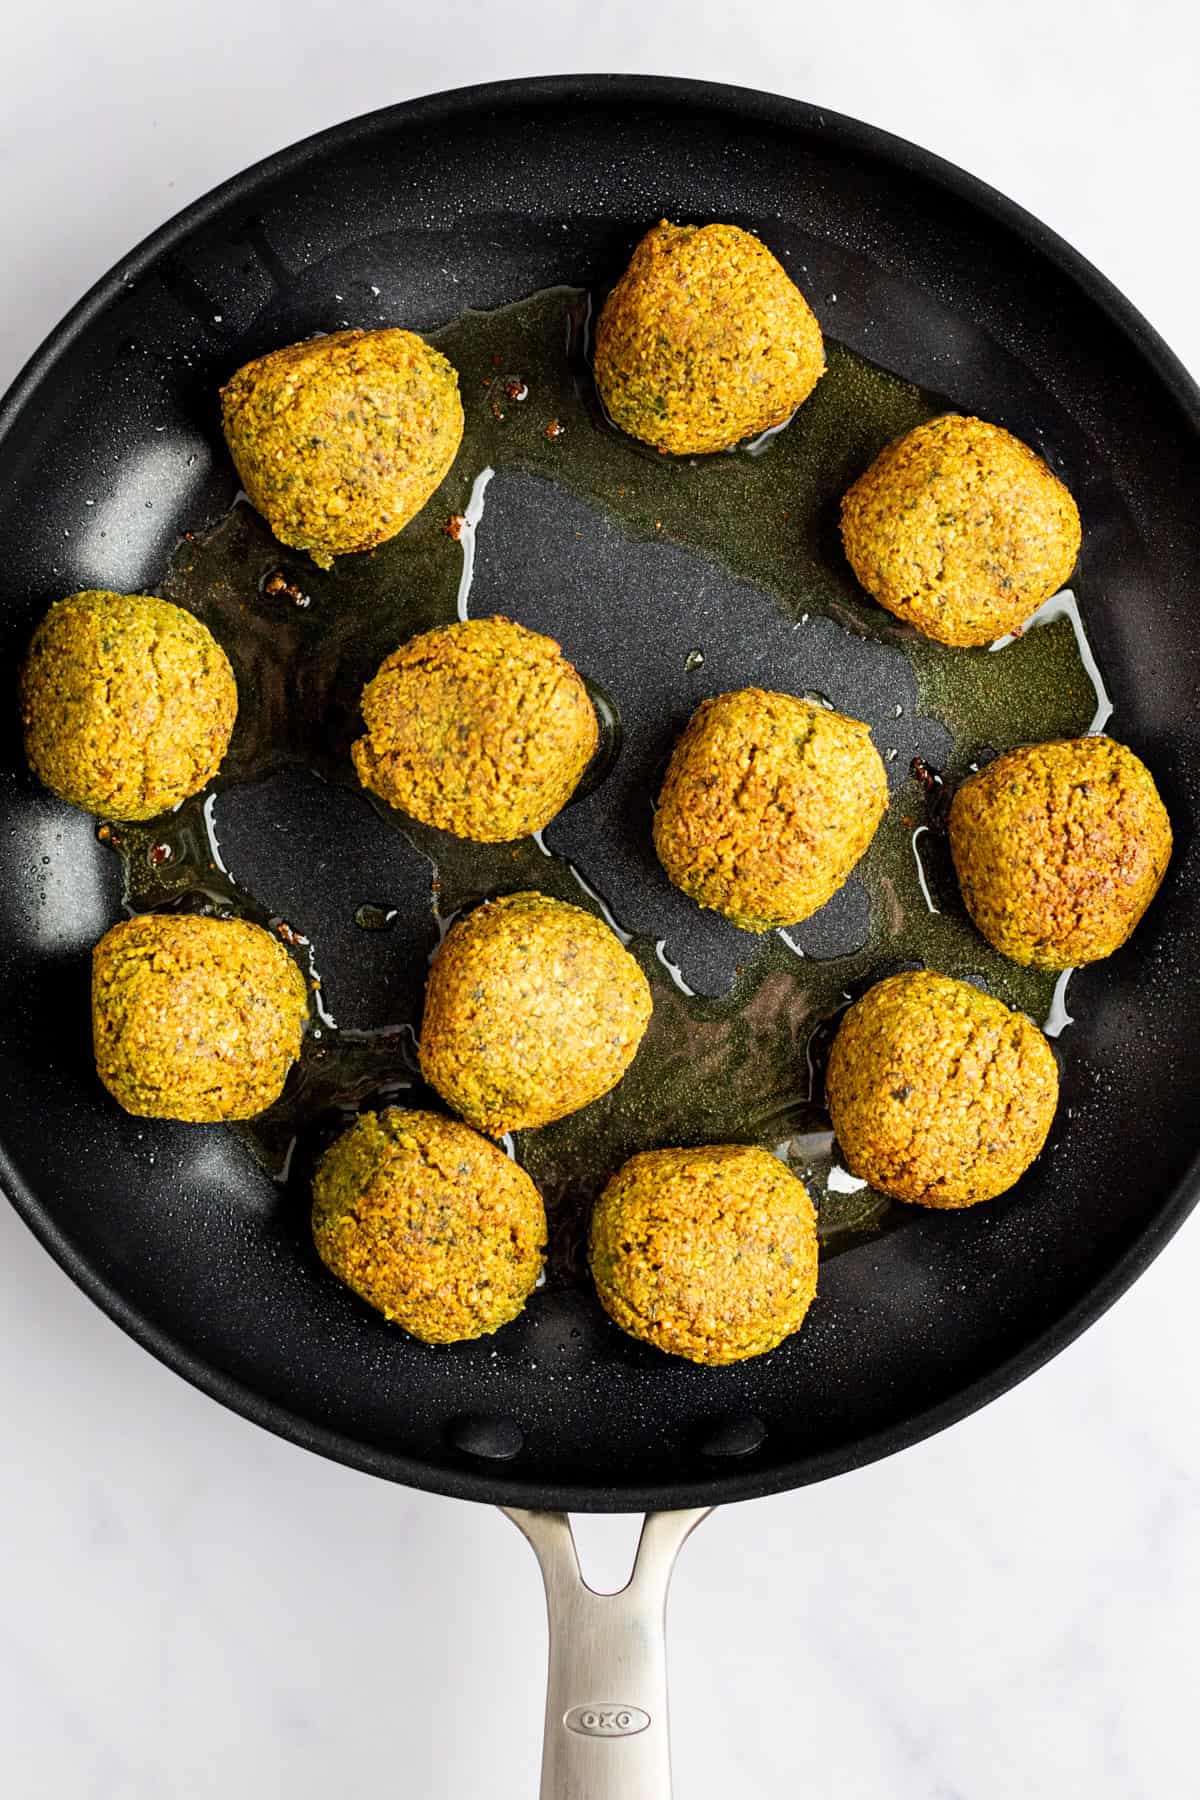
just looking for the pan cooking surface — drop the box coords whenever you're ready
[0,78,1197,1509]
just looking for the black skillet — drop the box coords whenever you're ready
[1,76,1198,1797]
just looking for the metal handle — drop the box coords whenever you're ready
[504,1508,710,1800]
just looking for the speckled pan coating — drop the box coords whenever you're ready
[840,415,1081,646]
[352,616,599,843]
[594,220,826,454]
[221,328,463,567]
[653,687,888,930]
[92,913,308,1122]
[589,1143,819,1364]
[20,590,237,821]
[311,1108,546,1344]
[949,736,1172,968]
[419,892,653,1137]
[825,970,1059,1208]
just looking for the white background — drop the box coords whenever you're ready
[3,5,1199,1796]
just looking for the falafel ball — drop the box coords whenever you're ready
[840,416,1081,647]
[589,1144,818,1365]
[352,616,599,843]
[92,913,308,1122]
[825,970,1059,1209]
[311,1108,546,1343]
[594,221,826,455]
[949,736,1172,969]
[220,328,463,568]
[653,688,888,931]
[20,590,237,821]
[419,892,652,1137]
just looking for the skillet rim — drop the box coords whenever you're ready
[1,72,1197,1511]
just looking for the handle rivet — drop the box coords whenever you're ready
[447,1413,524,1459]
[698,1413,767,1457]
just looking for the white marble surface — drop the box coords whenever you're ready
[3,6,1200,1796]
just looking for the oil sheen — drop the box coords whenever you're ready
[101,287,1099,1266]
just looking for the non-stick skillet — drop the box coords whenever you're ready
[1,75,1198,1798]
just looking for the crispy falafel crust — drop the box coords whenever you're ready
[352,616,598,843]
[589,1143,819,1365]
[92,913,308,1122]
[311,1108,546,1343]
[220,328,463,567]
[419,891,652,1137]
[949,736,1172,968]
[594,220,826,455]
[20,590,237,821]
[653,687,887,930]
[840,415,1081,647]
[825,970,1059,1209]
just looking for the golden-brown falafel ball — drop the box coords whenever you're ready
[589,1144,818,1365]
[311,1108,546,1343]
[352,616,598,843]
[20,591,237,821]
[825,970,1059,1209]
[652,688,888,931]
[949,736,1172,969]
[840,416,1081,647]
[92,913,308,1122]
[594,220,826,455]
[419,892,652,1137]
[220,328,463,567]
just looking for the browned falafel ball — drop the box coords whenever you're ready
[949,736,1172,969]
[311,1108,546,1343]
[92,914,308,1122]
[20,590,237,821]
[419,892,652,1137]
[220,328,463,568]
[352,616,599,843]
[825,971,1059,1209]
[594,220,826,454]
[588,1144,818,1365]
[652,688,888,931]
[840,416,1081,647]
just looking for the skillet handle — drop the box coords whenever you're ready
[504,1508,710,1800]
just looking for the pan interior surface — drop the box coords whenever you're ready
[0,77,1197,1510]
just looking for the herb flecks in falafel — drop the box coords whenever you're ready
[311,1108,546,1343]
[949,736,1171,968]
[92,913,308,1122]
[840,415,1081,647]
[420,892,652,1136]
[352,617,598,843]
[589,1144,819,1364]
[653,688,888,931]
[221,328,463,567]
[21,590,237,821]
[825,970,1058,1208]
[595,221,825,455]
